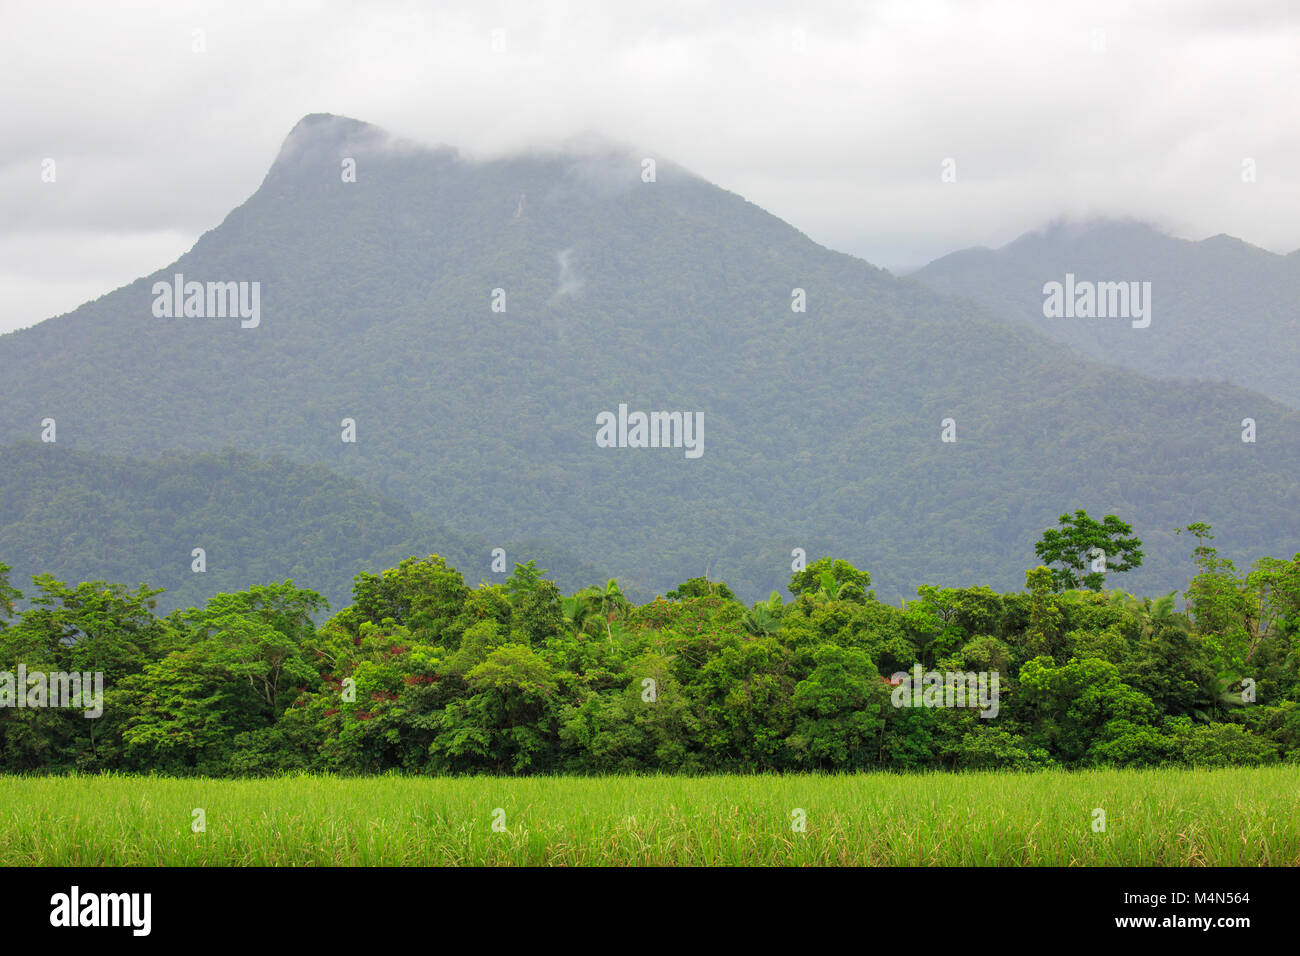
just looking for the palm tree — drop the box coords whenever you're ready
[562,591,601,639]
[594,579,629,643]
[743,591,783,636]
[813,569,843,603]
[1108,589,1186,640]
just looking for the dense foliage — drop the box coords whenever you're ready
[3,528,1296,776]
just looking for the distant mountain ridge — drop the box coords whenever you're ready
[911,219,1300,407]
[2,114,1299,603]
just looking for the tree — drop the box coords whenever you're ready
[1034,510,1143,591]
[347,554,467,644]
[1110,589,1214,718]
[6,545,1300,777]
[789,558,870,603]
[1178,524,1300,693]
[785,644,886,768]
[666,576,736,602]
[561,590,601,638]
[113,582,328,772]
[0,575,175,769]
[432,643,558,772]
[0,563,19,625]
[1018,656,1159,763]
[503,560,548,605]
[1023,566,1063,658]
[593,579,629,643]
[742,592,783,637]
[511,579,564,647]
[114,649,252,772]
[180,581,326,718]
[690,635,795,769]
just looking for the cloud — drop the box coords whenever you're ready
[553,248,584,300]
[0,0,1297,332]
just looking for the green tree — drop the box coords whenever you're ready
[1109,590,1214,718]
[561,589,602,638]
[593,579,629,643]
[1018,656,1159,763]
[180,581,326,718]
[432,643,558,772]
[665,576,736,602]
[690,634,795,770]
[1034,510,1143,591]
[789,558,871,603]
[1175,524,1293,688]
[114,648,253,772]
[785,644,886,768]
[742,592,783,637]
[0,563,19,624]
[347,554,468,645]
[0,575,174,769]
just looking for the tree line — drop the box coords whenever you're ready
[1,514,1297,775]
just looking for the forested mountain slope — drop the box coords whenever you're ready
[2,115,1298,602]
[0,442,597,614]
[912,219,1300,407]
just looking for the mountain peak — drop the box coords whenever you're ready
[274,113,395,164]
[1197,232,1254,251]
[258,113,458,194]
[1010,217,1167,248]
[289,111,378,134]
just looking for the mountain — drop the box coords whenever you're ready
[1,113,1299,603]
[0,442,599,615]
[911,219,1300,407]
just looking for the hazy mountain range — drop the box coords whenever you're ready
[911,219,1300,407]
[2,113,1297,607]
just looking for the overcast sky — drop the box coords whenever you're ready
[1,0,1297,334]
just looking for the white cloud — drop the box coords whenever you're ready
[0,0,1296,331]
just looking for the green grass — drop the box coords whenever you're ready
[0,767,1296,866]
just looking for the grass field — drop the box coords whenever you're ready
[1,767,1296,866]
